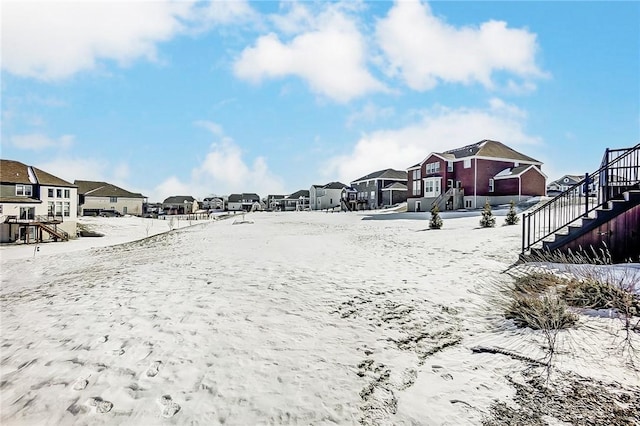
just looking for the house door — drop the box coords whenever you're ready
[123,207,128,215]
[415,201,421,212]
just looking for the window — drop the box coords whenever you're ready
[489,179,495,192]
[370,191,375,199]
[19,207,35,220]
[465,200,472,208]
[110,196,118,203]
[16,184,33,196]
[48,201,54,216]
[64,189,70,198]
[412,180,421,195]
[412,169,421,180]
[63,202,70,217]
[48,188,54,197]
[447,161,453,172]
[56,189,62,198]
[426,162,440,174]
[424,177,442,198]
[464,159,472,169]
[55,201,63,216]
[447,179,454,189]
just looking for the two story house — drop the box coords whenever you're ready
[310,182,347,210]
[75,180,146,216]
[227,193,261,212]
[350,168,408,209]
[162,196,199,215]
[407,140,546,212]
[0,159,77,243]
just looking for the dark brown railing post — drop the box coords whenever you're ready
[584,172,589,217]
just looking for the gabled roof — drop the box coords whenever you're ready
[549,174,584,185]
[228,193,260,202]
[75,180,145,198]
[0,159,75,187]
[323,181,348,190]
[446,140,540,163]
[351,168,407,183]
[382,182,408,190]
[410,139,541,169]
[494,164,547,180]
[288,189,309,198]
[163,195,196,204]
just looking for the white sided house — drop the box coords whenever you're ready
[310,182,348,210]
[75,180,146,216]
[0,159,78,243]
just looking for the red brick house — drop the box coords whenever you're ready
[406,140,546,212]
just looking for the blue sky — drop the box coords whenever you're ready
[2,0,639,202]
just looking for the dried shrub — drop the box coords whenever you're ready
[513,272,567,294]
[506,294,578,330]
[562,278,640,315]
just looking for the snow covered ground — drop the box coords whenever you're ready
[1,212,638,425]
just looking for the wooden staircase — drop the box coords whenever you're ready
[522,143,640,263]
[36,222,70,242]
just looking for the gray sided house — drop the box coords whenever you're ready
[227,193,261,212]
[547,174,595,197]
[310,182,347,210]
[162,196,198,215]
[350,168,408,210]
[202,196,225,211]
[75,180,146,216]
[1,159,78,243]
[267,190,310,211]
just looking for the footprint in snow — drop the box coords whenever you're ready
[159,394,181,418]
[86,397,113,413]
[73,378,89,391]
[146,361,161,377]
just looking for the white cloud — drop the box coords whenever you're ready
[346,102,395,128]
[1,0,256,80]
[326,99,542,183]
[151,123,285,202]
[376,0,545,91]
[34,156,130,187]
[10,133,75,151]
[234,4,386,103]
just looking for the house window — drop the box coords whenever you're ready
[64,189,70,198]
[464,159,471,169]
[370,191,375,199]
[55,201,63,216]
[447,161,453,172]
[16,184,33,196]
[19,207,35,220]
[424,177,442,198]
[48,201,54,216]
[56,189,62,198]
[426,162,440,174]
[489,179,495,192]
[412,180,421,195]
[110,196,117,203]
[447,179,454,189]
[465,200,472,208]
[412,169,421,180]
[63,202,70,217]
[48,188,54,197]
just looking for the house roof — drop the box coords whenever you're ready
[228,193,260,202]
[549,174,584,185]
[288,189,309,198]
[351,168,407,183]
[163,195,196,204]
[445,140,540,163]
[494,164,547,180]
[0,159,75,187]
[75,180,145,198]
[382,182,408,190]
[323,181,348,190]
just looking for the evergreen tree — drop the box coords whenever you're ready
[504,200,519,225]
[479,200,496,228]
[430,204,443,229]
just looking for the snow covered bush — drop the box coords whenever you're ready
[504,200,519,226]
[429,204,443,229]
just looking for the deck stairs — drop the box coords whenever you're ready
[522,143,640,262]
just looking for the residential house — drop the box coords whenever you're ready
[350,168,408,209]
[267,190,310,211]
[0,159,77,243]
[162,196,198,215]
[407,140,546,212]
[202,196,225,211]
[227,193,261,212]
[75,180,146,216]
[310,182,347,210]
[547,174,595,197]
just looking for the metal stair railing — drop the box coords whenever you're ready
[522,143,640,255]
